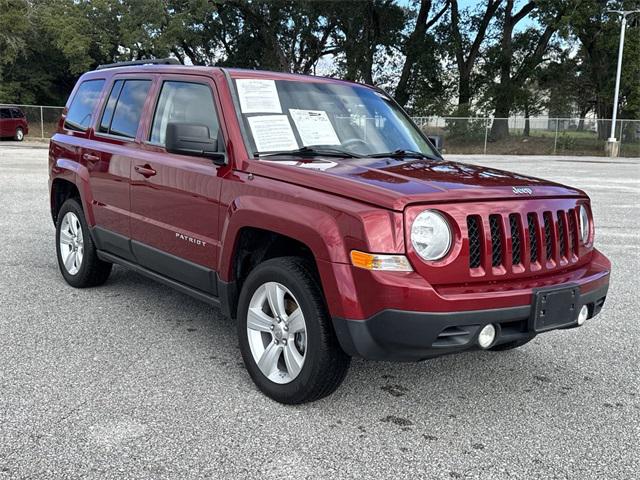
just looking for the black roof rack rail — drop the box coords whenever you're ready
[96,58,182,70]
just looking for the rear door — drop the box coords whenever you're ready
[10,108,26,133]
[88,76,154,260]
[0,108,11,136]
[129,75,226,294]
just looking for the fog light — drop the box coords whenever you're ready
[478,324,496,348]
[577,305,589,326]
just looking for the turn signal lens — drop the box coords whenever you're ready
[350,250,413,272]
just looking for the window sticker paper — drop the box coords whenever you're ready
[289,109,341,146]
[236,79,282,113]
[248,115,299,152]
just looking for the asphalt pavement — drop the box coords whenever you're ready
[0,143,638,479]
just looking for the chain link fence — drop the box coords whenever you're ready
[413,116,640,158]
[2,104,639,158]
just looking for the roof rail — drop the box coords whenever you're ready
[96,58,182,70]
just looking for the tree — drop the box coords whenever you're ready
[565,1,640,139]
[489,0,565,140]
[394,0,450,107]
[0,0,636,129]
[539,53,595,128]
[330,0,405,84]
[448,0,503,115]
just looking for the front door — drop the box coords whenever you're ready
[130,76,226,295]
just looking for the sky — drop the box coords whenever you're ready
[397,0,540,31]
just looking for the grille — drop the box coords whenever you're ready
[543,212,553,260]
[489,215,503,267]
[466,208,582,273]
[527,213,538,263]
[567,209,577,255]
[467,216,482,268]
[557,211,566,258]
[509,214,522,265]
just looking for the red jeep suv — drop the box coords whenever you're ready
[48,59,610,404]
[0,106,28,141]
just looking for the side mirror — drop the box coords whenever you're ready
[165,123,226,165]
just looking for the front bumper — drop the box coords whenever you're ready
[333,281,609,361]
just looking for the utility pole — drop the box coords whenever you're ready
[606,9,640,157]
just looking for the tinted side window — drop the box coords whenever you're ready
[0,109,10,119]
[150,81,219,145]
[10,109,24,118]
[106,80,151,139]
[65,79,105,131]
[99,80,124,133]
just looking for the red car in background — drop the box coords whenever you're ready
[0,107,28,141]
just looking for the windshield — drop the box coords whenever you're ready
[232,78,438,158]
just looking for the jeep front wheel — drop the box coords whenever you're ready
[56,198,112,287]
[237,257,350,404]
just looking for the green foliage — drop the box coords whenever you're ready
[0,0,637,127]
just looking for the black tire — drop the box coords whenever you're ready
[14,127,24,141]
[55,198,112,288]
[489,337,534,351]
[237,257,350,404]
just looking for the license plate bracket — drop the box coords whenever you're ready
[531,284,580,333]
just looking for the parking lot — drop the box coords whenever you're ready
[0,143,638,479]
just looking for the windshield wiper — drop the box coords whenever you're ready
[369,149,439,161]
[254,146,362,159]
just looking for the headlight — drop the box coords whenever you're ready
[411,210,452,261]
[578,205,590,243]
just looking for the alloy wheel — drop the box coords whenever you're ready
[59,212,84,275]
[246,282,307,384]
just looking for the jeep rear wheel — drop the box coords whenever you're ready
[237,257,350,404]
[55,198,112,287]
[14,127,24,141]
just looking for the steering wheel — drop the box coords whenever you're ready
[340,138,369,153]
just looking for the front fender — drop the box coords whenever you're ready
[218,195,348,279]
[51,158,96,226]
[217,172,406,319]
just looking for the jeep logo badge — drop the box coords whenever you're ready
[512,186,533,195]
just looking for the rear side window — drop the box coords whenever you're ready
[10,108,24,118]
[150,81,219,145]
[99,79,151,139]
[0,109,10,119]
[99,80,124,133]
[65,79,105,131]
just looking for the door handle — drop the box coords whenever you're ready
[82,153,100,162]
[134,164,157,178]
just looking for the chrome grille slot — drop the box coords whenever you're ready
[467,216,482,268]
[557,210,567,259]
[567,209,578,256]
[509,213,522,265]
[489,215,503,267]
[527,213,539,263]
[543,212,553,261]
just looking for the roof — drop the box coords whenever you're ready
[81,62,368,88]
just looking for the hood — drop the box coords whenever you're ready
[248,156,586,211]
